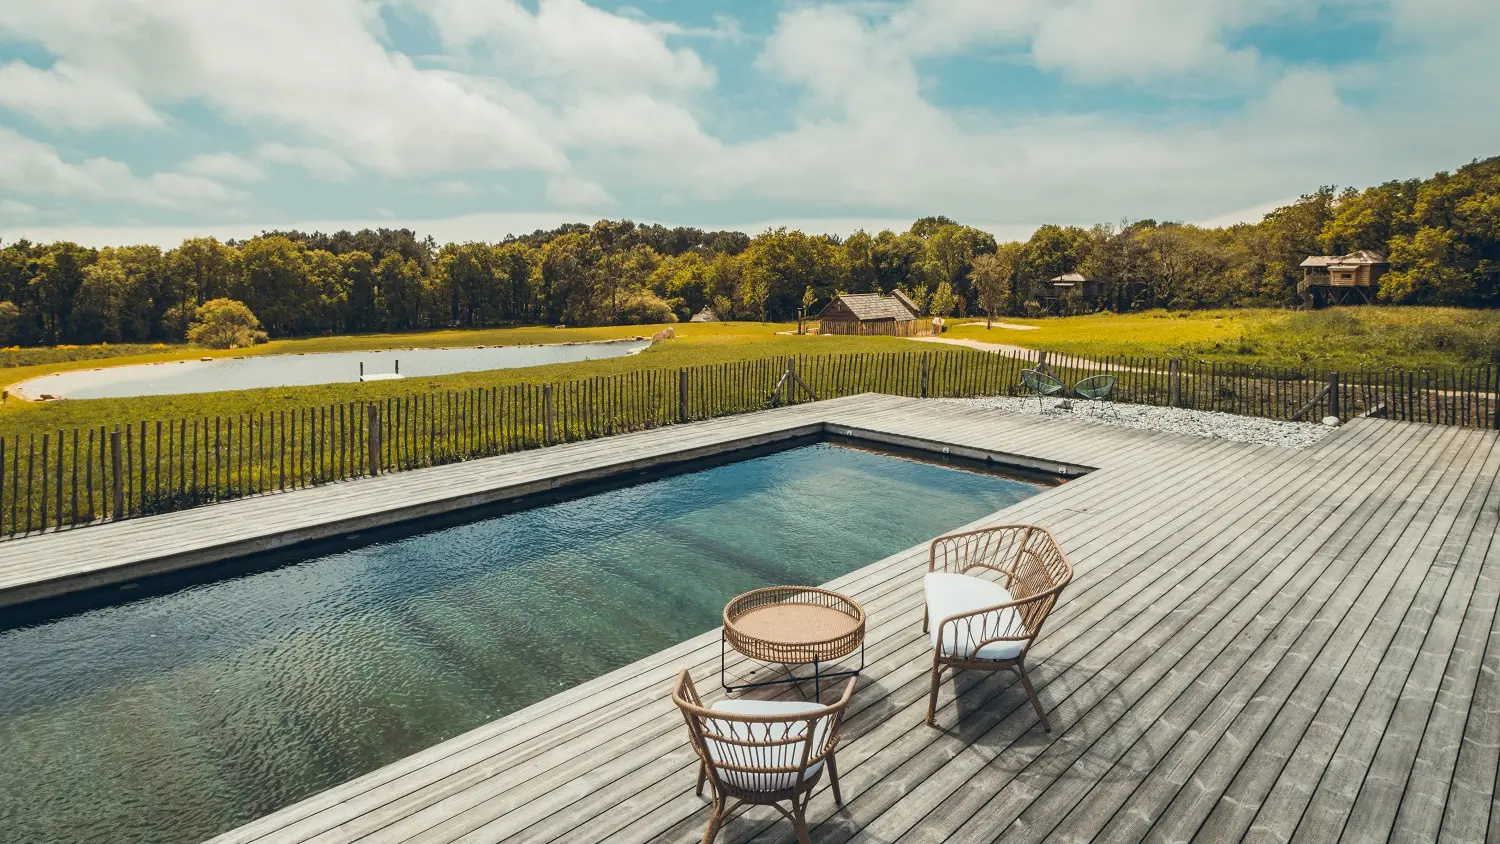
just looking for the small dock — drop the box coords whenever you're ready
[4,396,1496,842]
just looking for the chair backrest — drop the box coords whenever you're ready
[930,525,1074,640]
[672,672,855,795]
[1021,369,1064,396]
[1010,528,1073,639]
[1073,374,1117,400]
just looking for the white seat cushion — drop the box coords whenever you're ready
[925,572,1025,661]
[703,699,829,792]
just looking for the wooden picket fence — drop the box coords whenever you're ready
[1,348,1495,539]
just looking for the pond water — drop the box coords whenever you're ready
[14,340,651,399]
[0,442,1044,844]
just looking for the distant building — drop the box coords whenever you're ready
[689,307,717,323]
[1299,250,1388,306]
[816,291,930,336]
[1035,272,1104,312]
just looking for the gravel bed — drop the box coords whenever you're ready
[939,396,1339,449]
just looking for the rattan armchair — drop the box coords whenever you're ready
[922,525,1073,730]
[673,670,856,844]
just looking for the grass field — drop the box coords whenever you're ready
[0,322,917,438]
[4,306,1496,441]
[943,306,1500,370]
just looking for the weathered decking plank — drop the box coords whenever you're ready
[193,408,1497,844]
[9,396,1492,844]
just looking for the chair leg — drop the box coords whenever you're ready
[921,605,928,634]
[926,660,943,726]
[1016,663,1050,732]
[701,799,725,844]
[827,752,843,805]
[696,760,706,797]
[791,800,813,844]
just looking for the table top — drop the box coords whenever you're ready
[723,585,865,663]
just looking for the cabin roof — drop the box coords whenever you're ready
[1301,250,1388,268]
[1049,272,1089,283]
[688,307,716,322]
[821,292,920,322]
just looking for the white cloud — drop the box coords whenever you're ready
[418,0,715,94]
[0,60,161,130]
[545,175,614,208]
[0,199,39,220]
[0,0,1497,237]
[0,127,241,210]
[0,0,566,175]
[886,0,1303,83]
[181,152,264,183]
[432,180,482,197]
[255,143,357,182]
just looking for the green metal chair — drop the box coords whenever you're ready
[1073,374,1118,416]
[1020,369,1065,411]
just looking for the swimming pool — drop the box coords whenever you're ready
[14,340,650,399]
[0,442,1044,844]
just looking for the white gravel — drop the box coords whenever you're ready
[939,396,1338,449]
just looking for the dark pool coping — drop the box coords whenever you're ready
[0,396,1093,611]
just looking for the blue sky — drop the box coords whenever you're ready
[0,0,1496,247]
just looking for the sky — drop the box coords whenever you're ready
[0,0,1497,248]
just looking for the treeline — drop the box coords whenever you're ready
[1,155,1496,346]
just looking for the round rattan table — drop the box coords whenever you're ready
[721,586,866,697]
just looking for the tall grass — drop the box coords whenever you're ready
[947,306,1500,369]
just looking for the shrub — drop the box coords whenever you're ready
[186,299,269,349]
[614,290,679,325]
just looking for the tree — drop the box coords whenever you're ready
[844,230,878,293]
[166,237,237,318]
[0,300,19,345]
[234,236,314,336]
[970,247,1019,324]
[186,298,267,349]
[74,253,131,342]
[928,281,958,317]
[711,294,733,322]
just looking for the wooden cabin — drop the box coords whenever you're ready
[1035,272,1104,312]
[1299,250,1388,307]
[816,291,931,336]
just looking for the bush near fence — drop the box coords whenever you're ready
[2,349,1495,539]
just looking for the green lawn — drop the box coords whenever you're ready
[4,306,1496,441]
[943,306,1500,370]
[0,322,915,438]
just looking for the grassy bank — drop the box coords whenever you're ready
[0,322,915,438]
[943,306,1500,369]
[0,323,707,394]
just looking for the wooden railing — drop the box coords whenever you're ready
[1,348,1495,539]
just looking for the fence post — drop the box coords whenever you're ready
[110,429,123,521]
[920,352,930,398]
[678,368,689,423]
[543,384,555,444]
[1169,359,1182,408]
[367,403,381,475]
[1036,350,1049,373]
[1328,371,1341,419]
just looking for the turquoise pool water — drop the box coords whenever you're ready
[0,443,1043,844]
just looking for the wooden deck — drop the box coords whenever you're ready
[11,394,1497,842]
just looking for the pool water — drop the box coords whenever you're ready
[15,340,649,399]
[0,443,1043,844]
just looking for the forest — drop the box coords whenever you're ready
[0,155,1496,347]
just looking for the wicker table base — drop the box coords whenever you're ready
[721,586,866,697]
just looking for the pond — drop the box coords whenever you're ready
[13,340,651,400]
[0,442,1045,844]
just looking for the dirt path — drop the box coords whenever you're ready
[905,335,1110,369]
